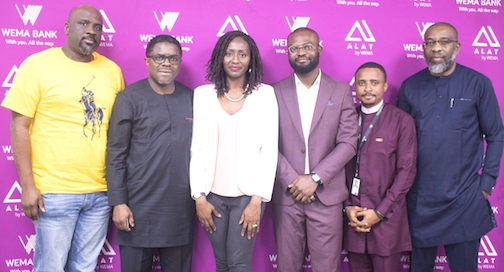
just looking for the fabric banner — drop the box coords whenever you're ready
[0,0,502,271]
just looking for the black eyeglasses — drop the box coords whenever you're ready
[288,43,316,54]
[147,54,181,64]
[423,39,458,48]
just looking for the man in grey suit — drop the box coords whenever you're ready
[272,27,358,272]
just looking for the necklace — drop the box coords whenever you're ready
[224,92,245,102]
[223,84,249,102]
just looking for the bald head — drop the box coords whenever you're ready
[68,5,102,22]
[63,5,103,62]
[424,22,458,41]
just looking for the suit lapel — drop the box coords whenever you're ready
[280,75,304,141]
[310,73,333,134]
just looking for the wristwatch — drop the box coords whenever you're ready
[311,172,323,185]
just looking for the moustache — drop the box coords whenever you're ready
[81,35,97,44]
[428,53,445,59]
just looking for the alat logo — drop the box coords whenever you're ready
[4,181,21,204]
[472,26,499,61]
[15,4,42,26]
[18,235,36,254]
[345,20,375,56]
[2,65,18,89]
[285,16,310,32]
[479,235,498,257]
[473,26,500,47]
[96,239,117,270]
[478,235,497,269]
[101,239,116,256]
[217,15,248,37]
[98,9,115,48]
[345,20,375,42]
[154,11,180,32]
[100,9,116,33]
[4,181,25,218]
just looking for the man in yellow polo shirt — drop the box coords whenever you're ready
[1,5,124,271]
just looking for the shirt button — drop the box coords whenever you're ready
[437,116,440,119]
[301,149,306,154]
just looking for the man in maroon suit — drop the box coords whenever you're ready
[344,62,417,272]
[272,27,358,272]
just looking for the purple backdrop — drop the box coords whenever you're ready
[0,0,502,271]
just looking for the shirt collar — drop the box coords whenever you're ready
[294,69,322,89]
[361,100,384,114]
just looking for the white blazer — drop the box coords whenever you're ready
[190,83,279,201]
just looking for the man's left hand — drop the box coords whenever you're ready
[288,175,318,203]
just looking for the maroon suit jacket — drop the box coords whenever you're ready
[272,72,358,206]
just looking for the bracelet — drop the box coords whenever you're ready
[374,209,384,220]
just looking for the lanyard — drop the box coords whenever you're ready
[355,103,384,178]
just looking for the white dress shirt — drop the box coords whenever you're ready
[295,69,322,174]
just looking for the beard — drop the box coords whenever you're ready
[426,50,457,74]
[79,36,97,55]
[289,53,320,74]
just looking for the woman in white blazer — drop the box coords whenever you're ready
[190,30,278,271]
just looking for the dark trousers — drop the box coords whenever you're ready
[206,193,265,272]
[411,238,480,272]
[119,244,192,272]
[348,251,402,272]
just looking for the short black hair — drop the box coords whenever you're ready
[287,27,320,43]
[355,62,387,82]
[206,30,263,97]
[146,35,182,57]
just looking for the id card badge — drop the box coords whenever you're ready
[351,177,361,197]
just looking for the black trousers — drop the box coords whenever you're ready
[410,238,480,272]
[119,244,192,272]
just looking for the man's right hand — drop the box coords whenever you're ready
[112,204,134,232]
[21,185,44,221]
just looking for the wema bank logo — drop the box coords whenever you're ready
[99,9,115,48]
[217,15,248,37]
[479,235,498,269]
[345,20,375,56]
[18,234,36,254]
[3,4,56,47]
[271,16,311,54]
[403,22,434,59]
[16,4,42,26]
[2,142,14,160]
[154,11,180,32]
[138,11,192,51]
[4,234,35,268]
[472,26,500,61]
[286,16,310,32]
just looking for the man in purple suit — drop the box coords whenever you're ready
[272,27,358,272]
[344,62,417,272]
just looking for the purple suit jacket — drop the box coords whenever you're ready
[272,72,358,206]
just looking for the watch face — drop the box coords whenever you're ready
[311,173,321,183]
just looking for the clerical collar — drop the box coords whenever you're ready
[361,100,384,114]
